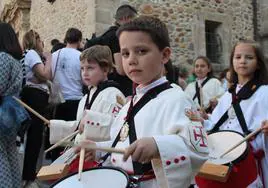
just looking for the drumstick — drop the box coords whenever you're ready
[60,142,126,154]
[12,96,50,124]
[44,130,79,153]
[220,127,262,158]
[78,148,85,181]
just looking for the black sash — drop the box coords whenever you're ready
[84,80,120,110]
[193,77,211,106]
[100,82,172,175]
[210,79,261,135]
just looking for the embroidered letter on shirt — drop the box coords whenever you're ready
[189,126,208,154]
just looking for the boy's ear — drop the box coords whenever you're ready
[161,47,171,64]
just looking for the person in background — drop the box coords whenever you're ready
[21,29,51,187]
[219,68,231,91]
[184,56,224,113]
[49,28,84,161]
[0,21,30,188]
[84,4,138,97]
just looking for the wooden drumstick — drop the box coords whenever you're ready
[220,127,262,158]
[60,142,126,154]
[12,96,50,125]
[44,130,79,153]
[78,148,85,181]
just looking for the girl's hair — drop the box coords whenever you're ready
[22,29,42,53]
[0,22,22,60]
[80,45,113,73]
[229,39,268,85]
[194,56,214,78]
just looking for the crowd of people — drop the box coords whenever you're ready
[0,3,268,188]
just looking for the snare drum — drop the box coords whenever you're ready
[196,130,258,187]
[51,167,129,188]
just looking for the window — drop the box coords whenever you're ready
[205,20,223,64]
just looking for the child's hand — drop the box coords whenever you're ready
[185,108,205,122]
[75,140,96,161]
[123,137,160,163]
[209,98,218,111]
[261,120,268,136]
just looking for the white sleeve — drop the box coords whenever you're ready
[49,120,79,144]
[153,123,209,188]
[152,93,209,188]
[25,50,42,69]
[82,88,126,141]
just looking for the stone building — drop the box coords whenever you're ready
[1,0,267,70]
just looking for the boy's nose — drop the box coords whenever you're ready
[128,54,137,65]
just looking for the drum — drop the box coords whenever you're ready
[196,130,258,187]
[51,166,129,188]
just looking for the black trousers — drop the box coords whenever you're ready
[20,87,49,180]
[49,99,80,161]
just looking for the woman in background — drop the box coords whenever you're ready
[21,29,51,187]
[0,22,28,188]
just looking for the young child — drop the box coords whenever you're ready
[80,16,209,188]
[195,40,268,187]
[49,45,125,152]
[184,56,224,113]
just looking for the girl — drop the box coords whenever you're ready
[196,40,268,187]
[184,56,224,113]
[21,30,52,187]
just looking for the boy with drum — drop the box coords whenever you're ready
[192,40,268,187]
[80,16,209,188]
[49,45,125,156]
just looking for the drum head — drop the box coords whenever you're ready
[51,167,129,188]
[208,131,247,165]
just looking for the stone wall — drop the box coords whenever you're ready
[30,0,95,50]
[1,0,258,68]
[126,0,255,69]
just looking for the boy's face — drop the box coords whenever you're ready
[119,31,170,86]
[81,60,108,87]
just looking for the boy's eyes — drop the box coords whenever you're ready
[121,48,148,57]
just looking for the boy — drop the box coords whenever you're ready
[82,16,209,188]
[49,45,125,147]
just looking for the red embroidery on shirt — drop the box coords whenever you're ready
[193,126,207,147]
[112,106,121,114]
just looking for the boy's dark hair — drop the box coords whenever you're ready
[116,16,170,50]
[51,42,66,53]
[194,56,214,78]
[0,22,22,60]
[115,4,137,21]
[229,39,268,85]
[51,39,60,46]
[80,45,113,73]
[64,28,82,44]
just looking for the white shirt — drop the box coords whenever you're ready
[52,48,83,100]
[49,86,125,144]
[24,49,48,91]
[184,78,224,110]
[98,77,209,188]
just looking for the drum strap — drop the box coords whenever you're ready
[100,82,172,175]
[84,80,120,110]
[210,78,261,135]
[193,77,211,105]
